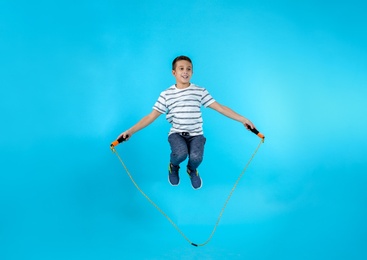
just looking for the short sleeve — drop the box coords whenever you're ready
[201,88,215,107]
[153,91,167,114]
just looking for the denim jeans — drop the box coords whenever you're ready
[168,133,206,171]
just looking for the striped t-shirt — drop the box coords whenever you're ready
[153,83,215,136]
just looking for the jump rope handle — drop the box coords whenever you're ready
[246,124,265,140]
[110,135,129,148]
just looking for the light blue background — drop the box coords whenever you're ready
[1,1,366,259]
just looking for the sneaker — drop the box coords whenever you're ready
[187,168,202,190]
[168,163,180,186]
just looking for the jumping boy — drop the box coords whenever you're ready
[116,55,256,190]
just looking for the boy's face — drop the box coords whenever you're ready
[172,60,193,86]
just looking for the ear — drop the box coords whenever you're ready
[172,70,176,76]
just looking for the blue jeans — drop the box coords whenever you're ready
[168,133,206,171]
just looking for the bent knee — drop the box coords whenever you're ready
[171,152,187,163]
[190,152,203,164]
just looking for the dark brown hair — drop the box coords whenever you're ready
[172,55,193,70]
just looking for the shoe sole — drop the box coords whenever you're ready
[192,179,203,190]
[168,175,180,186]
[187,169,203,190]
[190,176,203,190]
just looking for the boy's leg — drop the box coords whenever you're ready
[187,135,206,171]
[168,133,188,185]
[187,135,206,189]
[168,133,188,166]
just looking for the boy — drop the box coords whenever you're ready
[116,56,256,190]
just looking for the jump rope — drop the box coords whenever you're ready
[110,126,265,247]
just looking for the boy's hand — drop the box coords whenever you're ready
[243,119,255,131]
[118,131,131,141]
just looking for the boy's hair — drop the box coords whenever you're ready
[172,55,192,70]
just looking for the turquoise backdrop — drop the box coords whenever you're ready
[1,1,366,259]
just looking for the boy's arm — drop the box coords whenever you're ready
[208,101,255,130]
[118,109,162,140]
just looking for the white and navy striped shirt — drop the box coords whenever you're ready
[153,84,215,136]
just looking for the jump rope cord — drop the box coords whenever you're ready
[111,138,264,247]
